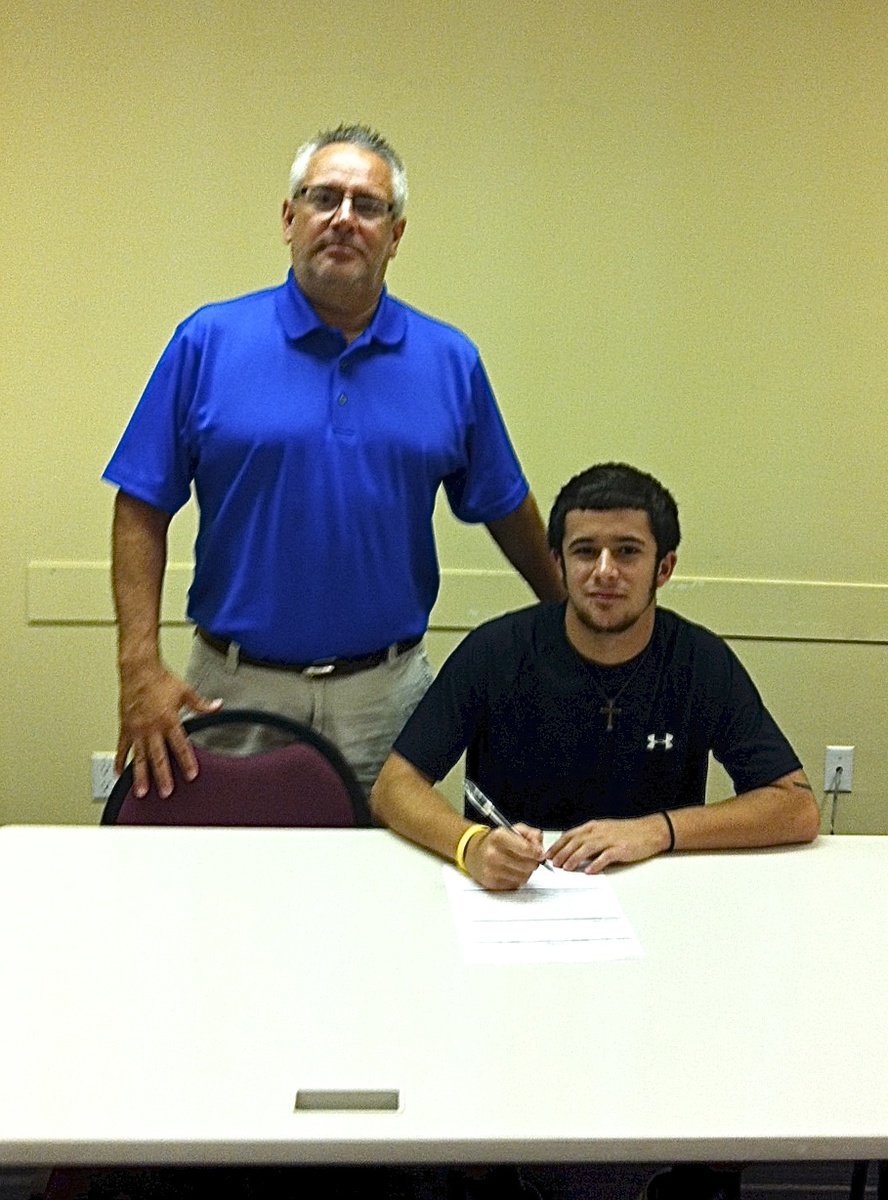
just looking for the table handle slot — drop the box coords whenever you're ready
[294,1089,400,1112]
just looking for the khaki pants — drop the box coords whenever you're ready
[185,634,435,795]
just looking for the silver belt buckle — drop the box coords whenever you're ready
[304,661,336,677]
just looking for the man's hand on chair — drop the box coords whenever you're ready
[116,661,221,799]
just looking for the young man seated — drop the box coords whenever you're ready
[372,461,817,889]
[371,462,819,1200]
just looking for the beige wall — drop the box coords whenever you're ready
[2,1,885,830]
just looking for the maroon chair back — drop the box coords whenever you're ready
[102,709,370,828]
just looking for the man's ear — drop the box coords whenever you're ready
[281,197,296,243]
[656,551,677,589]
[388,216,407,259]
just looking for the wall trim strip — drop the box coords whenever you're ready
[26,562,888,644]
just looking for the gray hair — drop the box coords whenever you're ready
[288,123,408,218]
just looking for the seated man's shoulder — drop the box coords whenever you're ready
[659,607,731,657]
[459,602,562,661]
[658,610,750,700]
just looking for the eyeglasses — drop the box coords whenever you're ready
[297,185,395,222]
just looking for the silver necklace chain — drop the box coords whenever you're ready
[586,644,652,733]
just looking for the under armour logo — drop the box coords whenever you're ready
[646,733,674,750]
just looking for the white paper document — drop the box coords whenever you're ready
[444,865,642,964]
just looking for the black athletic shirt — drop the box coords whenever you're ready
[394,603,801,829]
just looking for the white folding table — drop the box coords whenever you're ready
[0,825,886,1167]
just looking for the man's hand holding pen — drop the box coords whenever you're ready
[463,822,546,891]
[462,779,550,890]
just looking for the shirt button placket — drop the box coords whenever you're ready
[331,356,354,434]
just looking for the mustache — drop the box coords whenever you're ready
[320,233,358,248]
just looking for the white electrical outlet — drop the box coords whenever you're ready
[824,745,854,794]
[91,752,119,801]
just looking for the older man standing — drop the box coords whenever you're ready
[104,124,562,800]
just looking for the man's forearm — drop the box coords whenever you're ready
[547,770,820,874]
[486,492,566,603]
[669,771,820,851]
[370,752,470,862]
[112,491,172,669]
[371,752,544,890]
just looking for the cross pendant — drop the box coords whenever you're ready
[601,699,620,732]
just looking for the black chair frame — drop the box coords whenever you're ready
[850,1159,887,1200]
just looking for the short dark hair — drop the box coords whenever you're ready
[547,463,681,560]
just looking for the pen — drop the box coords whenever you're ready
[464,779,554,871]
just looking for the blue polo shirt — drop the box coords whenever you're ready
[103,272,528,661]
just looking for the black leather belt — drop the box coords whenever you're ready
[196,627,422,677]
